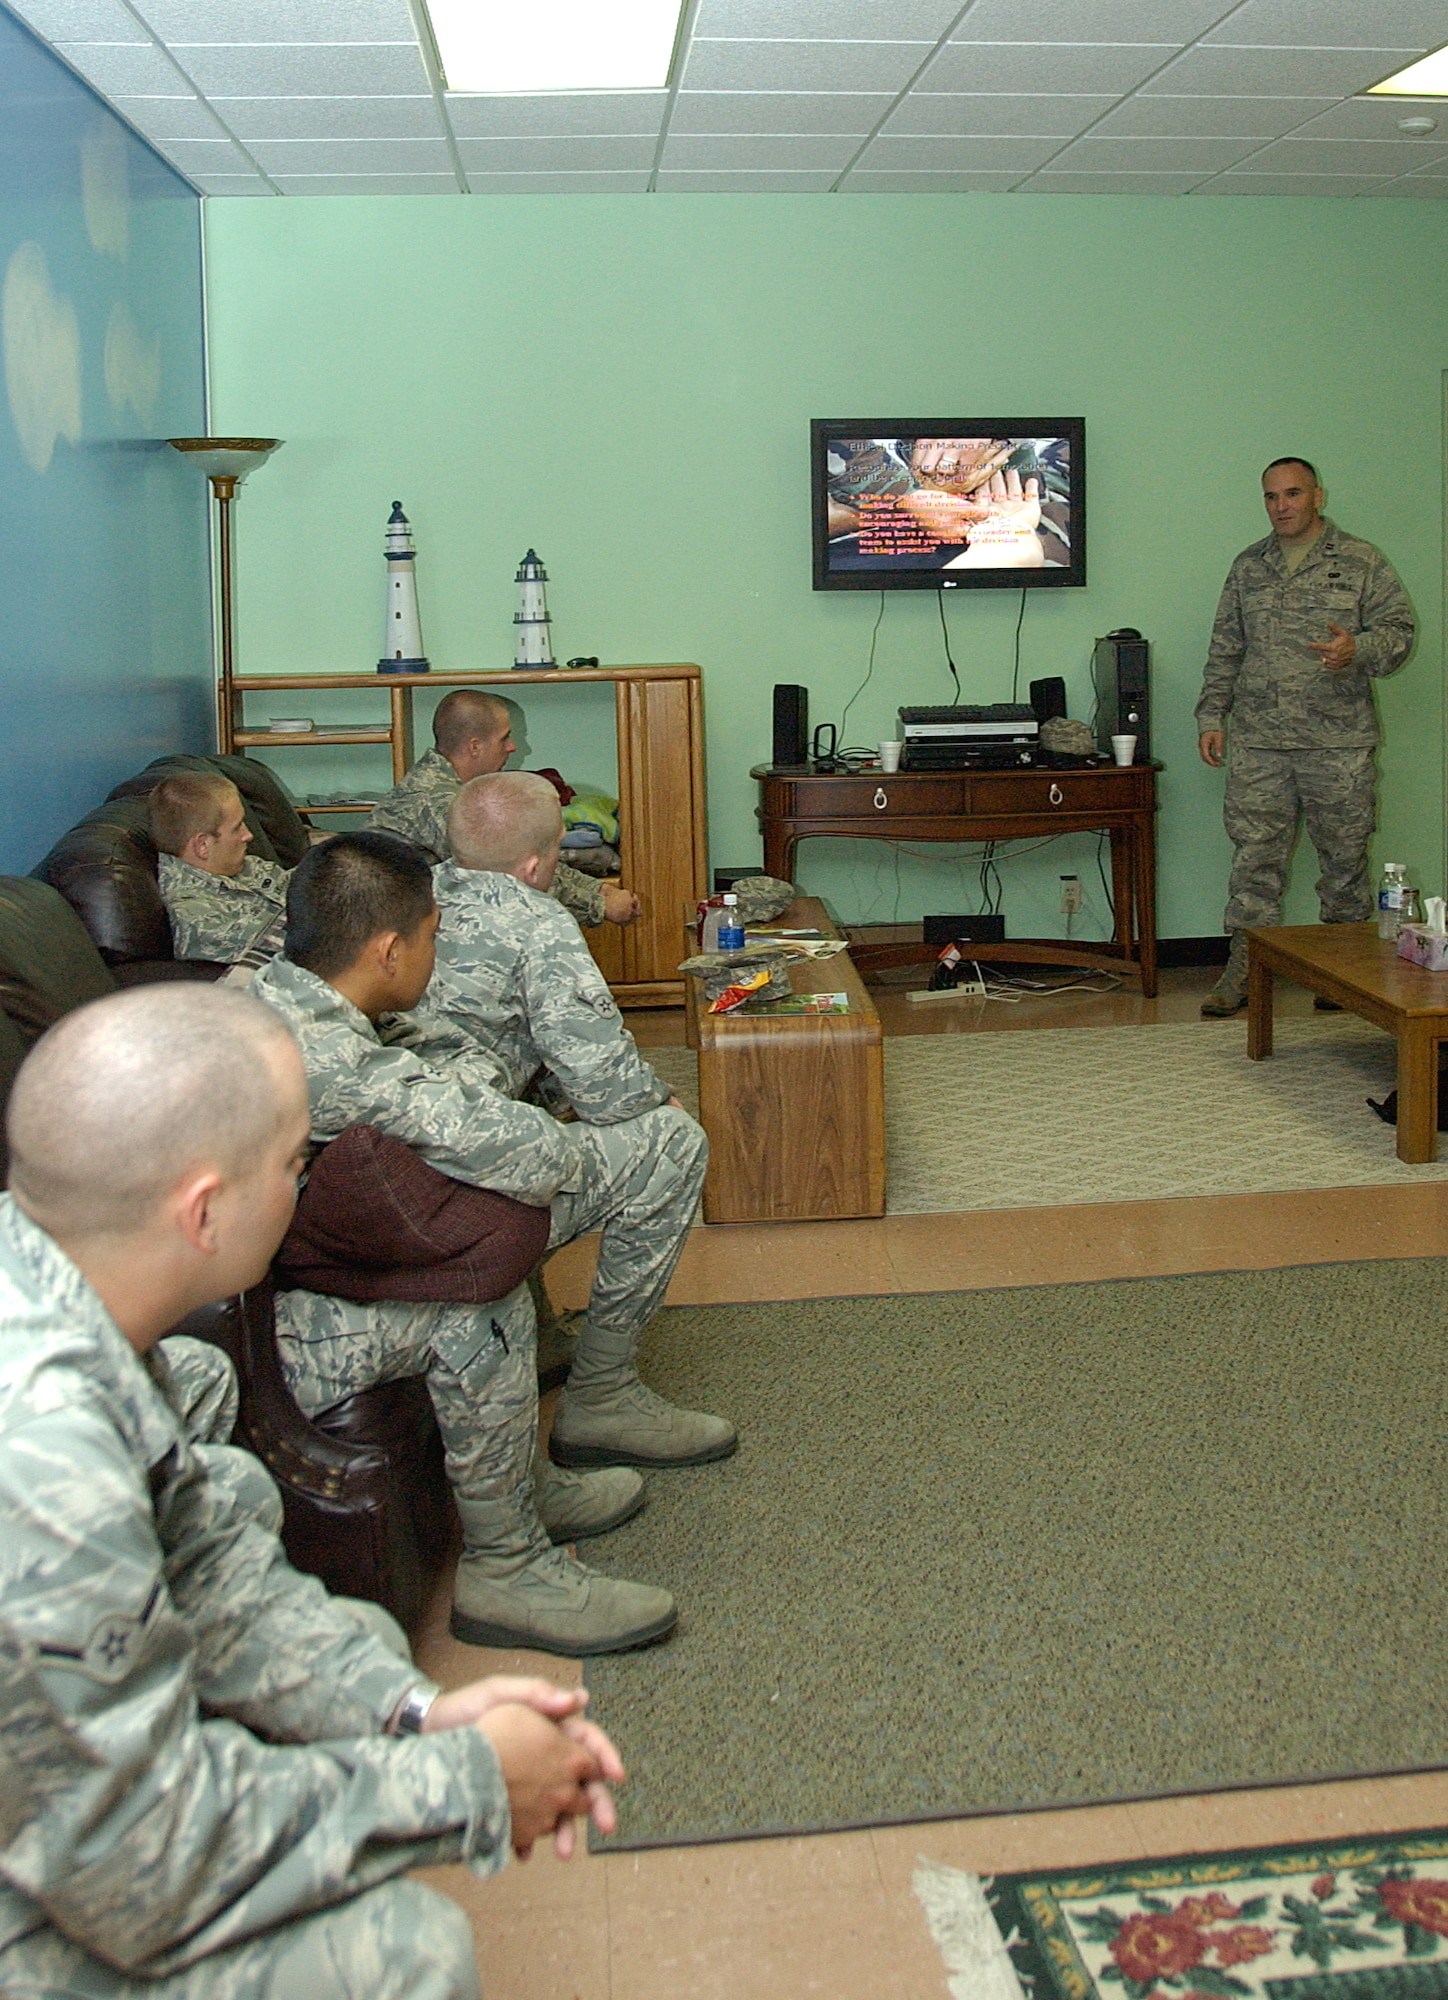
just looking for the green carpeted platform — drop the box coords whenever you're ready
[584,1263,1448,1850]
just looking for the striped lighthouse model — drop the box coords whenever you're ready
[513,548,556,668]
[378,501,429,673]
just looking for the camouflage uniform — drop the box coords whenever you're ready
[157,852,290,965]
[1195,520,1415,936]
[431,862,670,1121]
[0,1195,506,2000]
[366,749,607,927]
[251,956,704,1524]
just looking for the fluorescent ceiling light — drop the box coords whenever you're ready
[1367,44,1448,95]
[425,0,684,93]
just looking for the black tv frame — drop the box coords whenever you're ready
[811,418,1087,592]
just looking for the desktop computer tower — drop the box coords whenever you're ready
[1092,629,1150,759]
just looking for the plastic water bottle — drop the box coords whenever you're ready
[717,894,745,952]
[1378,863,1408,940]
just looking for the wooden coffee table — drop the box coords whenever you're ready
[1246,922,1448,1164]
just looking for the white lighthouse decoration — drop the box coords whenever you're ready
[513,548,556,669]
[378,501,429,673]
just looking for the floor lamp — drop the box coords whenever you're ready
[169,437,282,753]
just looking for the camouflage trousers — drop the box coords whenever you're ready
[548,1103,707,1380]
[0,1875,479,2000]
[1222,743,1377,934]
[273,1103,705,1540]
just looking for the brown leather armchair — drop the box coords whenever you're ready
[170,1286,455,1633]
[33,754,310,981]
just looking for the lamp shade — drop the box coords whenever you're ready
[168,437,282,483]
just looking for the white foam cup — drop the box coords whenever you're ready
[1110,734,1137,767]
[878,740,904,773]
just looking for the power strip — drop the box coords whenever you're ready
[908,976,986,1003]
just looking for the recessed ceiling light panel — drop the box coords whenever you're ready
[1367,45,1448,96]
[426,0,685,94]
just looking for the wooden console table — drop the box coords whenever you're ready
[226,665,707,1008]
[752,763,1160,996]
[1247,921,1448,1164]
[685,897,885,1224]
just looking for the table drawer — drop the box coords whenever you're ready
[966,770,1146,815]
[789,775,966,818]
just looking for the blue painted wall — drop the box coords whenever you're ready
[0,3,210,874]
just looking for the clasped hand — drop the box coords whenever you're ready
[425,1674,625,1858]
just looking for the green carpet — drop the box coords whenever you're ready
[644,1016,1448,1212]
[584,1264,1448,1850]
[934,1826,1448,2000]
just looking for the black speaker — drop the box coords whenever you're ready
[1092,629,1150,759]
[1029,675,1067,724]
[772,684,809,768]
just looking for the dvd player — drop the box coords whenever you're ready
[899,703,1038,771]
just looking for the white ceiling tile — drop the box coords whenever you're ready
[175,44,428,96]
[138,0,417,42]
[670,90,893,132]
[1142,46,1428,94]
[445,92,666,137]
[192,173,276,193]
[1201,0,1447,49]
[1367,177,1448,194]
[923,43,1173,92]
[54,40,188,92]
[8,0,147,41]
[882,92,1114,133]
[247,138,456,173]
[1018,169,1204,190]
[1049,133,1261,168]
[109,94,232,138]
[1402,157,1448,175]
[466,170,653,191]
[1091,93,1334,136]
[153,138,259,171]
[841,169,1024,188]
[653,168,840,187]
[1193,171,1394,194]
[1291,95,1448,138]
[1246,136,1448,172]
[694,0,961,33]
[660,133,859,167]
[956,0,1231,41]
[683,39,932,91]
[860,133,1061,167]
[454,135,657,170]
[269,173,458,194]
[215,95,439,140]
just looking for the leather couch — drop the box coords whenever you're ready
[6,763,455,1630]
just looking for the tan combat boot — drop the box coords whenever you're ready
[451,1536,676,1656]
[1201,933,1248,1017]
[535,1460,646,1542]
[551,1375,737,1469]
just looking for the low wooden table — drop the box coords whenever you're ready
[684,897,885,1224]
[1246,921,1448,1164]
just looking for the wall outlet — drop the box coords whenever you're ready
[1059,874,1083,915]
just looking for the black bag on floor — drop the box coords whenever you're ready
[1368,1077,1448,1131]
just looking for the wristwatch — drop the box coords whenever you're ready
[391,1685,437,1736]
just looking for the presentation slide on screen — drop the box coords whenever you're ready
[823,435,1073,576]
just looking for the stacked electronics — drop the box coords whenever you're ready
[899,704,1039,770]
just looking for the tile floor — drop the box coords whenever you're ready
[412,964,1448,1999]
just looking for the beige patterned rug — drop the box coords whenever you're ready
[644,1016,1448,1212]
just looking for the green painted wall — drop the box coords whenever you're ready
[204,193,1447,942]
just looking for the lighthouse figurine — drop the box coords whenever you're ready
[513,548,556,669]
[377,501,429,674]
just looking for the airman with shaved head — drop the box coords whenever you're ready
[0,982,622,2000]
[151,770,290,965]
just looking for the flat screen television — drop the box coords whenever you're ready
[811,419,1086,591]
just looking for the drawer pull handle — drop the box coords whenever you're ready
[874,787,888,810]
[1048,782,1064,806]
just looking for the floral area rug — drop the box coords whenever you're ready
[919,1830,1448,2000]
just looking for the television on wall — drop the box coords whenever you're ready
[811,419,1086,591]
